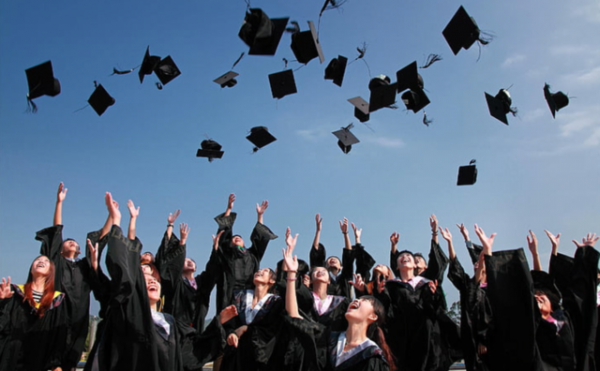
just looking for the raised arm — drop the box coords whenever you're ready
[390,232,400,274]
[572,233,599,248]
[351,222,362,246]
[340,218,351,250]
[127,200,140,240]
[256,200,268,225]
[440,227,456,260]
[312,213,322,250]
[283,228,302,319]
[544,230,560,258]
[166,209,181,240]
[429,214,439,244]
[53,182,67,226]
[224,193,235,217]
[526,230,542,271]
[474,224,496,256]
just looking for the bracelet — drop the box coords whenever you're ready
[287,277,297,281]
[342,232,348,235]
[167,224,174,228]
[287,271,297,273]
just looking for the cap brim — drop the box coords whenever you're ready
[268,69,297,99]
[396,61,419,93]
[214,71,239,86]
[369,83,397,112]
[249,17,289,56]
[332,128,360,147]
[485,92,509,125]
[196,149,224,159]
[348,97,369,115]
[457,164,477,185]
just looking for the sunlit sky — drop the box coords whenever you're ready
[1,0,599,315]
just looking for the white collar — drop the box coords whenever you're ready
[335,332,378,367]
[244,290,273,324]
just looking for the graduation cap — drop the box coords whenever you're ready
[290,21,325,65]
[214,71,239,88]
[401,88,430,113]
[268,70,297,99]
[154,56,181,86]
[239,9,289,56]
[25,61,61,111]
[348,97,370,123]
[139,46,161,83]
[324,55,348,87]
[531,270,562,310]
[543,83,569,118]
[442,6,488,55]
[196,139,224,162]
[457,159,477,186]
[368,75,397,113]
[332,123,359,154]
[246,126,276,152]
[88,84,115,116]
[396,61,423,93]
[485,89,516,125]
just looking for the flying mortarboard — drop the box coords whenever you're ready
[88,84,115,116]
[368,75,397,113]
[332,123,359,154]
[214,71,239,88]
[396,61,423,93]
[196,139,224,162]
[25,61,61,112]
[324,55,348,87]
[485,89,516,125]
[543,83,569,118]
[268,70,297,99]
[442,6,487,55]
[154,56,181,86]
[139,46,161,83]
[401,88,430,113]
[457,159,477,186]
[239,9,289,56]
[348,97,370,123]
[246,126,277,152]
[290,21,325,65]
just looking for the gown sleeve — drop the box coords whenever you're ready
[247,222,278,262]
[421,239,449,283]
[352,243,376,283]
[311,243,327,268]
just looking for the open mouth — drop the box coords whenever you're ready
[348,300,361,311]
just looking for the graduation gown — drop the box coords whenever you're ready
[35,224,92,369]
[310,243,354,298]
[448,257,493,371]
[221,290,284,371]
[0,285,68,371]
[377,276,449,371]
[536,309,576,371]
[213,212,278,312]
[549,246,600,371]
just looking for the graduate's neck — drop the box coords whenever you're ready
[254,283,270,301]
[182,271,194,281]
[31,276,47,292]
[345,321,368,348]
[399,268,415,282]
[312,281,328,300]
[149,300,159,312]
[61,250,76,259]
[328,266,340,276]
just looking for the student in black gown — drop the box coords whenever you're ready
[444,224,493,371]
[35,182,92,371]
[0,256,68,371]
[282,229,395,371]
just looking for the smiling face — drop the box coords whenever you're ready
[253,268,275,285]
[311,266,330,284]
[140,252,154,264]
[414,256,427,275]
[231,235,245,248]
[30,256,51,277]
[61,239,80,258]
[397,252,416,270]
[183,258,196,273]
[145,273,162,305]
[345,297,378,324]
[326,257,341,271]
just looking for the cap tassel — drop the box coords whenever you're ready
[509,107,518,117]
[285,21,300,34]
[420,54,443,69]
[26,96,38,113]
[349,43,372,78]
[110,67,135,76]
[231,52,245,70]
[423,111,433,126]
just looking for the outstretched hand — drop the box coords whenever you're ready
[227,194,235,210]
[212,230,224,251]
[256,200,268,215]
[544,230,561,255]
[439,227,452,242]
[339,218,349,234]
[282,228,299,272]
[0,277,13,299]
[315,213,322,232]
[167,210,181,225]
[179,223,190,244]
[526,230,538,255]
[428,279,438,294]
[351,222,362,241]
[474,224,496,255]
[87,239,99,271]
[349,273,365,292]
[456,223,470,241]
[220,305,238,324]
[105,193,121,224]
[57,182,68,203]
[429,214,438,232]
[127,200,140,218]
[573,233,599,248]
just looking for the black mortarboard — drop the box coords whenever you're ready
[246,126,277,151]
[396,61,423,93]
[531,270,562,309]
[544,83,569,118]
[324,55,348,87]
[214,71,239,88]
[442,6,483,55]
[88,84,115,116]
[239,9,289,56]
[139,46,161,83]
[196,139,224,162]
[268,70,297,99]
[290,21,325,65]
[368,75,397,113]
[457,159,477,186]
[25,61,61,100]
[154,56,181,85]
[348,97,370,123]
[401,88,430,113]
[485,89,513,125]
[332,123,359,154]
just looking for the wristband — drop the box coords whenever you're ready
[287,277,297,281]
[167,224,174,228]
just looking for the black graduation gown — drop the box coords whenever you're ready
[376,277,447,371]
[0,285,68,371]
[310,243,354,298]
[536,308,576,371]
[448,257,493,371]
[483,249,542,371]
[221,290,284,371]
[214,212,278,312]
[549,246,600,371]
[35,224,92,368]
[155,232,217,330]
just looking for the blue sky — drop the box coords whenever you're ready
[1,0,599,315]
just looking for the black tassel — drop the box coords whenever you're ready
[93,80,99,88]
[26,96,38,113]
[509,107,518,117]
[231,52,245,70]
[156,82,163,90]
[319,0,346,15]
[110,67,135,75]
[285,21,300,34]
[420,54,443,69]
[423,111,433,126]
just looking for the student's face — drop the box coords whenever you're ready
[326,257,341,270]
[31,256,51,277]
[535,293,553,317]
[141,253,154,264]
[414,257,427,274]
[141,264,153,275]
[183,258,196,273]
[345,298,378,324]
[61,239,80,256]
[231,235,245,247]
[397,253,415,270]
[374,265,391,280]
[311,267,330,284]
[253,268,274,285]
[145,274,161,303]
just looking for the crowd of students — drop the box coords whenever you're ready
[0,183,598,371]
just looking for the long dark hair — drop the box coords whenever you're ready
[362,295,397,371]
[23,255,56,317]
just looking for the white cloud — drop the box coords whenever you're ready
[557,105,600,148]
[571,2,600,24]
[502,54,526,68]
[363,136,405,148]
[296,129,328,141]
[521,108,545,123]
